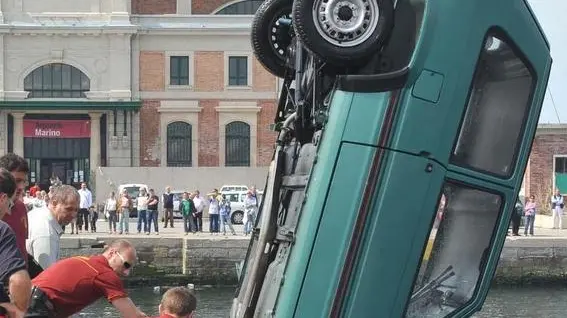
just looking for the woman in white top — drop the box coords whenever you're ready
[105,192,118,234]
[137,188,150,234]
[32,191,47,209]
[243,191,258,236]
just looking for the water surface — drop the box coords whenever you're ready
[80,285,564,317]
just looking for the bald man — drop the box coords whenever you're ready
[27,239,147,318]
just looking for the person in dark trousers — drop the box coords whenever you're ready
[510,199,523,236]
[162,186,174,228]
[0,167,32,316]
[181,192,196,235]
[77,183,93,233]
[147,189,159,235]
[90,205,98,233]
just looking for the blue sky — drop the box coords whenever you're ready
[529,0,567,123]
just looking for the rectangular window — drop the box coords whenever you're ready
[228,56,248,86]
[406,181,503,317]
[555,157,567,174]
[555,156,567,193]
[451,33,536,178]
[170,56,190,86]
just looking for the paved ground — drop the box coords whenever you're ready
[504,226,567,247]
[62,218,247,239]
[61,219,567,245]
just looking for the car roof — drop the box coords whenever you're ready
[119,184,148,188]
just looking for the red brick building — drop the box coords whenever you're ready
[135,0,278,168]
[523,125,567,208]
[0,0,278,197]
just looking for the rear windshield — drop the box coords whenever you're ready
[123,187,143,197]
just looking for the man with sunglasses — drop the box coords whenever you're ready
[27,239,147,317]
[0,168,32,317]
[0,154,30,269]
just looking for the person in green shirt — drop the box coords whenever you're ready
[181,192,196,235]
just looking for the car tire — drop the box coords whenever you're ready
[252,0,295,78]
[292,0,394,66]
[231,211,244,225]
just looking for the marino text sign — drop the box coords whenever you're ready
[23,120,91,138]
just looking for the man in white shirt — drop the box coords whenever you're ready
[27,185,79,269]
[77,182,92,233]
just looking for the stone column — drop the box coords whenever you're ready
[89,112,102,170]
[11,112,25,157]
[110,0,129,23]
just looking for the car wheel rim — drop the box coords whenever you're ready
[269,13,293,60]
[312,0,380,48]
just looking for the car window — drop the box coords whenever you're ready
[123,187,141,198]
[227,194,239,202]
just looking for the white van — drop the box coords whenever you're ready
[117,183,149,218]
[222,191,263,224]
[220,185,249,193]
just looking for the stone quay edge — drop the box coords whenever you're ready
[57,235,567,287]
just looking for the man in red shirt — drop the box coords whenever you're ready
[28,239,147,318]
[154,287,196,318]
[0,168,31,318]
[0,154,30,268]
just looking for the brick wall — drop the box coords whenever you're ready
[527,133,567,205]
[194,52,224,91]
[257,100,277,166]
[140,52,165,91]
[140,100,161,167]
[253,58,277,91]
[132,0,177,14]
[191,0,234,14]
[138,49,278,168]
[199,100,220,166]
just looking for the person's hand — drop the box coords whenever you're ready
[0,303,25,318]
[136,308,148,317]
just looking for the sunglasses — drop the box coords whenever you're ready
[116,251,132,269]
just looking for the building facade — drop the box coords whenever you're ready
[0,0,563,202]
[0,0,277,197]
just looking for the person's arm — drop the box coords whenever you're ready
[111,297,147,318]
[30,236,57,270]
[87,191,93,207]
[0,226,30,312]
[95,272,146,318]
[8,270,31,311]
[0,302,25,318]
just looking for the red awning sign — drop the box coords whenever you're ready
[23,120,91,138]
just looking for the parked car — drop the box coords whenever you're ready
[223,191,264,224]
[118,183,149,218]
[171,190,185,219]
[220,185,249,193]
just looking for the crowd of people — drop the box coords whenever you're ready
[0,153,198,318]
[23,181,262,238]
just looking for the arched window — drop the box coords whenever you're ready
[167,121,192,167]
[24,63,90,98]
[225,121,251,167]
[215,0,263,15]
